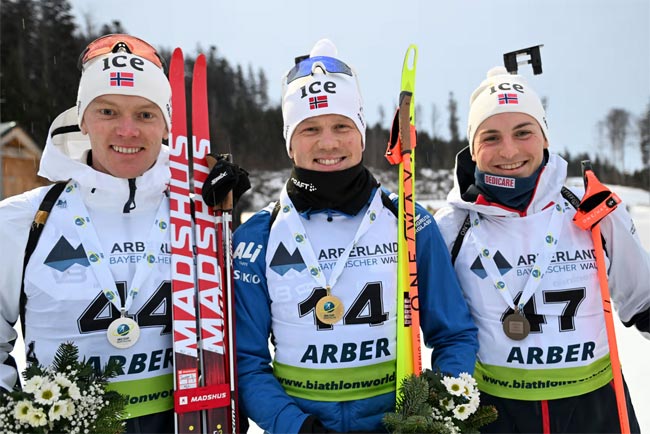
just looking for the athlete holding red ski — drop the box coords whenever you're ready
[0,34,247,434]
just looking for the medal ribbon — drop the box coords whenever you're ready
[61,182,169,315]
[468,202,566,311]
[279,186,383,292]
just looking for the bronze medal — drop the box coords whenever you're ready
[502,313,531,340]
[315,295,344,325]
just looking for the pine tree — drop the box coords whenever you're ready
[447,92,460,144]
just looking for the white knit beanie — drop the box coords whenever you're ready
[77,52,171,131]
[281,39,366,157]
[467,66,548,153]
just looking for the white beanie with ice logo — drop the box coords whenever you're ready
[281,39,366,157]
[467,66,548,153]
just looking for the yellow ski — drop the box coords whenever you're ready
[385,45,421,390]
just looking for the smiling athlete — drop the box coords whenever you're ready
[0,34,247,434]
[232,39,478,434]
[435,66,650,433]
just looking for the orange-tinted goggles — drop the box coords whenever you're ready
[78,33,165,70]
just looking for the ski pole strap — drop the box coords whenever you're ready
[20,181,69,333]
[385,106,417,165]
[398,91,415,154]
[561,186,609,255]
[572,169,621,231]
[573,191,621,230]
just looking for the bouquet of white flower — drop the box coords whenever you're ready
[383,370,498,434]
[0,342,126,434]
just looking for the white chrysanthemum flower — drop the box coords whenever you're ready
[459,372,477,387]
[68,383,82,400]
[467,395,480,413]
[442,376,465,396]
[440,397,455,411]
[452,403,472,421]
[64,400,76,417]
[13,400,33,422]
[35,381,62,405]
[48,399,68,421]
[27,407,48,427]
[54,372,74,388]
[23,375,45,394]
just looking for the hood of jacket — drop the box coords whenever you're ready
[38,107,170,213]
[446,146,568,217]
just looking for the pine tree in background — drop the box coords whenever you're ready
[36,0,82,129]
[447,92,460,145]
[1,0,44,141]
[638,101,650,196]
[1,0,95,146]
[1,0,648,187]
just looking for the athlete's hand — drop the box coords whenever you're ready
[202,153,250,207]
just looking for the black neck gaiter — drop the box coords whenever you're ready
[286,163,379,215]
[473,152,548,211]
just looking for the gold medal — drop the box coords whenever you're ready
[107,316,140,348]
[502,312,531,340]
[315,295,344,325]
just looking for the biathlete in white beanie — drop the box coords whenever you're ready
[233,38,478,434]
[434,62,650,433]
[0,34,248,434]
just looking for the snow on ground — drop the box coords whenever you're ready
[9,178,650,431]
[615,204,650,432]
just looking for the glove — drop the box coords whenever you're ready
[201,153,250,207]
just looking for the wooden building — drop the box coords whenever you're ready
[0,122,48,199]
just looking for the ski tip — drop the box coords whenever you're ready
[172,47,184,58]
[193,53,207,80]
[401,45,417,95]
[402,45,418,73]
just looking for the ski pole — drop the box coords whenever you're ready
[206,154,240,434]
[573,160,630,434]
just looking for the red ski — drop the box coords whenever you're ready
[169,47,202,434]
[169,48,238,434]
